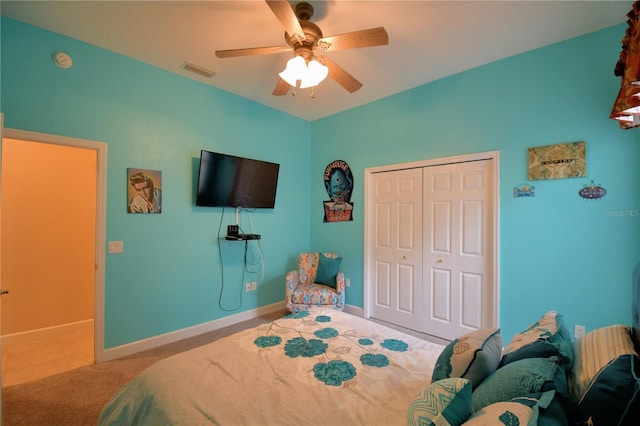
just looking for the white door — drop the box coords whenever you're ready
[422,159,494,340]
[369,168,423,329]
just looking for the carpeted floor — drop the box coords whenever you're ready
[2,310,286,426]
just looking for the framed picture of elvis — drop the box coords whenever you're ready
[127,168,162,214]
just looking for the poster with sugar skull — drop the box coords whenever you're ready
[323,160,353,222]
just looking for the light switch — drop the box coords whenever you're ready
[108,240,124,254]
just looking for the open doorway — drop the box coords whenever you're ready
[1,129,106,386]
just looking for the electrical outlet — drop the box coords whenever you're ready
[108,240,124,254]
[251,281,257,291]
[245,282,251,292]
[574,324,586,339]
[345,278,350,287]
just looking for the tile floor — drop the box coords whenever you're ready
[1,327,94,387]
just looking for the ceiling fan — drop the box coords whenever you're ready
[215,0,389,96]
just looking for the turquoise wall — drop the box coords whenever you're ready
[1,17,311,348]
[2,16,639,348]
[310,24,640,341]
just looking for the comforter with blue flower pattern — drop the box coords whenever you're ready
[99,308,444,425]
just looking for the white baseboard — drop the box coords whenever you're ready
[101,302,286,362]
[2,319,94,348]
[343,304,364,317]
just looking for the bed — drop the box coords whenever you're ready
[100,266,640,425]
[98,308,444,425]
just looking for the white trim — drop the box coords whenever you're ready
[343,304,364,318]
[102,302,286,361]
[363,150,500,328]
[3,128,108,363]
[2,319,93,348]
[366,151,499,174]
[1,113,5,411]
[491,152,501,329]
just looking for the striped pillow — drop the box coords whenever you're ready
[569,324,636,401]
[407,378,472,426]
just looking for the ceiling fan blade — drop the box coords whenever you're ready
[320,56,363,93]
[265,0,304,40]
[216,46,291,58]
[272,77,291,96]
[318,27,389,52]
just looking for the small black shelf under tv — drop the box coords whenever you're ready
[224,234,261,241]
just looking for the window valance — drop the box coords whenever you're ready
[611,1,640,129]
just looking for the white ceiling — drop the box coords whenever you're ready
[1,1,633,121]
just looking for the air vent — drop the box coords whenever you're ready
[182,62,215,78]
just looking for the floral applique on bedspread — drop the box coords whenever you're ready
[252,308,411,387]
[99,307,446,426]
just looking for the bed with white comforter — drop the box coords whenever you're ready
[99,308,444,425]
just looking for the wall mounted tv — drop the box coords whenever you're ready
[196,150,280,208]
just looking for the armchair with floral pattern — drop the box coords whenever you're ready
[285,252,345,312]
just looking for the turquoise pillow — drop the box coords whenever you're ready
[407,378,472,426]
[500,311,574,370]
[315,253,342,288]
[464,401,537,426]
[574,354,640,425]
[464,391,555,426]
[432,328,502,389]
[471,356,566,412]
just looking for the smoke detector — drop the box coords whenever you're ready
[52,51,73,69]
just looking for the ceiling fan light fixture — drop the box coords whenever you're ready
[279,56,328,89]
[300,59,329,88]
[279,56,306,87]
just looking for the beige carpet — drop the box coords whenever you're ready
[2,310,286,426]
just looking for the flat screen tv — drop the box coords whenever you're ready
[196,150,280,208]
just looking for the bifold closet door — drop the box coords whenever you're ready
[422,160,494,340]
[368,168,424,330]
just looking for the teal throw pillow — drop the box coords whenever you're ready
[471,356,566,412]
[464,400,537,426]
[315,253,342,288]
[500,311,574,371]
[465,391,555,426]
[432,328,502,389]
[407,378,472,426]
[574,354,640,426]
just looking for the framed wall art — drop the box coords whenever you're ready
[323,160,354,223]
[127,168,162,213]
[528,141,586,180]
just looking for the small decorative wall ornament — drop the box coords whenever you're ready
[579,180,607,200]
[128,168,162,213]
[528,141,586,180]
[514,183,535,198]
[323,160,354,222]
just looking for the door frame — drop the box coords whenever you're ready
[2,127,107,363]
[363,150,500,329]
[1,113,4,423]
